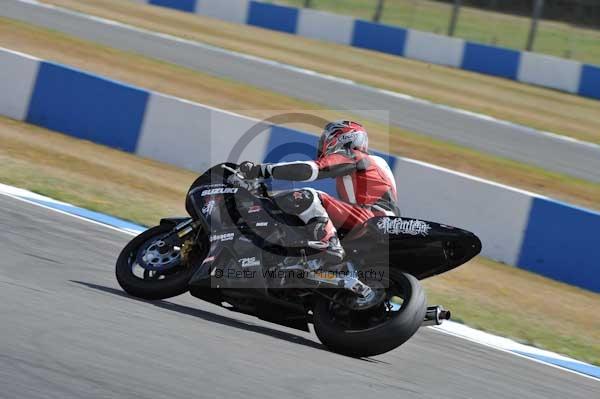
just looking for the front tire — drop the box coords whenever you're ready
[115,225,204,300]
[313,270,426,357]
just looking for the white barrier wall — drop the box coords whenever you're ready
[196,0,249,24]
[517,52,582,93]
[297,8,354,45]
[0,49,39,121]
[208,108,271,164]
[137,93,214,172]
[404,30,465,68]
[137,93,268,172]
[394,158,533,265]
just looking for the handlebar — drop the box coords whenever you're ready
[221,164,244,179]
[221,164,269,198]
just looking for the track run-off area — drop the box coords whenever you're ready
[0,186,598,399]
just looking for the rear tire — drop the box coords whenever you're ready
[313,270,426,357]
[115,225,203,300]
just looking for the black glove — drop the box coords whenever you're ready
[239,161,262,179]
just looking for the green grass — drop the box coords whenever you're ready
[272,0,600,65]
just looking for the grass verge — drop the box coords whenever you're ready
[1,116,598,365]
[2,17,600,212]
[271,0,600,65]
[41,0,600,144]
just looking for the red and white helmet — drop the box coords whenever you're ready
[317,120,369,159]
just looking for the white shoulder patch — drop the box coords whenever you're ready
[371,155,397,193]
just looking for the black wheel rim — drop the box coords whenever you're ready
[128,234,200,282]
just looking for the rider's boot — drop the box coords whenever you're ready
[305,217,345,267]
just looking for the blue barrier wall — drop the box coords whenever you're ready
[519,198,600,292]
[461,43,521,80]
[264,126,336,194]
[26,62,148,152]
[247,1,298,34]
[149,0,196,12]
[351,20,407,56]
[578,65,600,100]
[138,0,600,101]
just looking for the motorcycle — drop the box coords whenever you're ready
[116,163,481,357]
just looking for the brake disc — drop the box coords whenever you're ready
[136,237,181,272]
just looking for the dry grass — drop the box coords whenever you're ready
[41,0,600,144]
[1,116,598,365]
[0,116,195,226]
[423,258,600,365]
[2,17,600,211]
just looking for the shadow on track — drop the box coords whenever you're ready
[70,280,329,351]
[70,280,391,363]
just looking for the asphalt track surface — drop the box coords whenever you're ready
[3,0,600,183]
[2,195,599,398]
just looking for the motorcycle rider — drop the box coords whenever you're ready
[239,120,399,265]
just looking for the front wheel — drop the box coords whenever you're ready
[115,225,206,300]
[313,269,426,357]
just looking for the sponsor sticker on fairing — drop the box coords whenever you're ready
[202,200,215,215]
[239,257,260,267]
[248,205,262,213]
[202,256,215,264]
[209,233,235,242]
[377,217,431,236]
[201,187,238,196]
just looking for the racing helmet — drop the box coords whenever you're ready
[317,120,369,159]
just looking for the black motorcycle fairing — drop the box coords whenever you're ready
[185,162,239,220]
[159,217,191,227]
[189,231,265,285]
[187,226,311,332]
[185,163,482,285]
[344,216,482,280]
[186,170,323,262]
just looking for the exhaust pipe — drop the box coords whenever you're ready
[422,305,451,327]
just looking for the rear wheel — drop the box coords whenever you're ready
[115,225,206,300]
[313,269,426,357]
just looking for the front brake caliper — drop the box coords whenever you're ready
[180,239,196,266]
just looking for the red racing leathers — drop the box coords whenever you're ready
[261,149,399,232]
